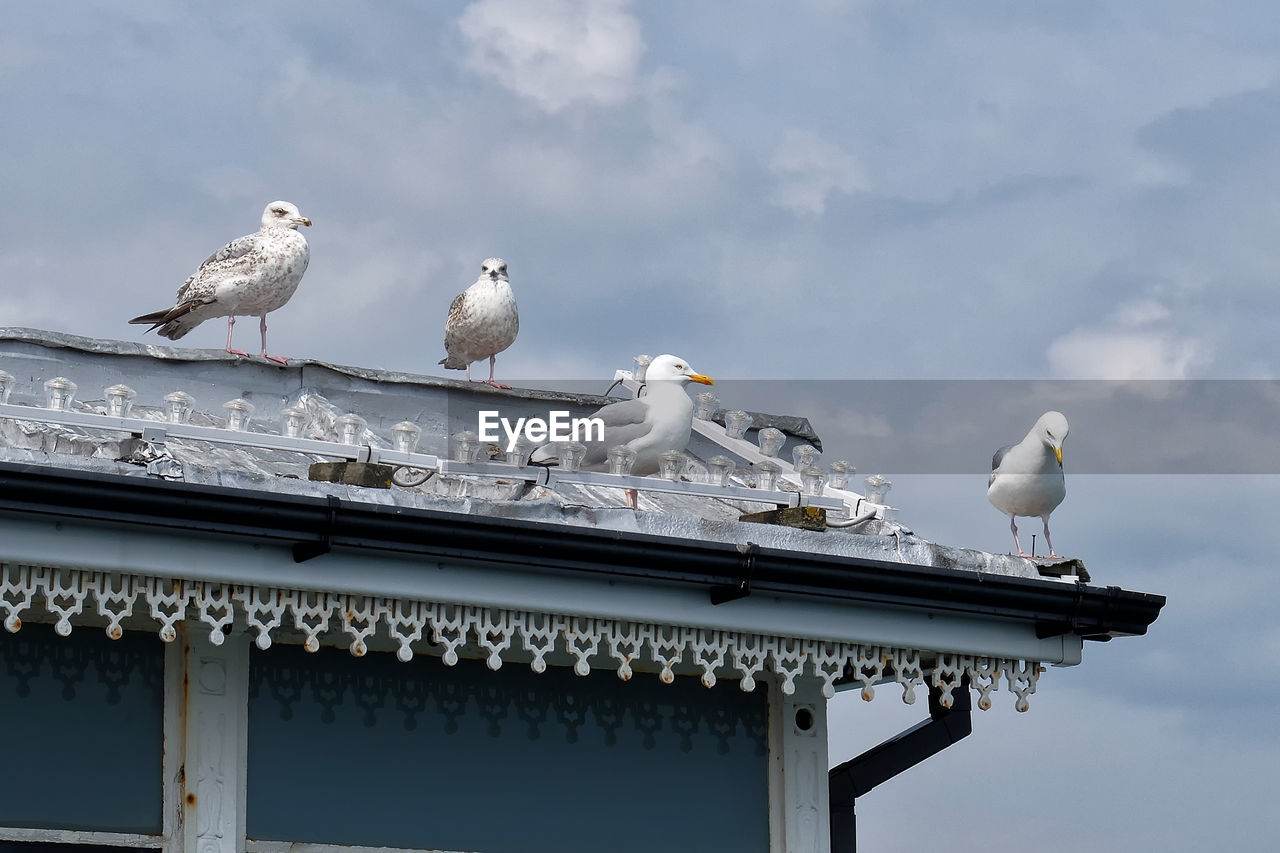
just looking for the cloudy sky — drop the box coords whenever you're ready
[3,1,1277,848]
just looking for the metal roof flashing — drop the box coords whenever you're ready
[0,328,1165,711]
[0,327,1094,576]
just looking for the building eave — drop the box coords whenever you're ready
[0,461,1165,643]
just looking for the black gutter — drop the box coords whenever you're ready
[828,680,973,852]
[0,462,1165,639]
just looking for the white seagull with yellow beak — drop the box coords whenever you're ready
[531,354,713,507]
[987,411,1069,558]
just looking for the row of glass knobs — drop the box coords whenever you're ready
[1,370,889,502]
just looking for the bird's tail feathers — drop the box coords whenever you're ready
[128,302,203,339]
[128,309,173,329]
[439,356,468,370]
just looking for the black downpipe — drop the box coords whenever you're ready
[828,679,973,852]
[710,541,757,604]
[293,494,340,562]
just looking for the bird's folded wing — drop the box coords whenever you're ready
[445,292,468,325]
[442,292,469,349]
[175,234,261,299]
[989,443,1013,488]
[567,398,649,467]
[595,398,656,442]
[200,233,260,268]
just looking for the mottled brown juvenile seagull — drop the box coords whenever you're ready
[129,200,312,365]
[440,258,518,388]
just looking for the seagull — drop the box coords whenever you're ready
[530,354,714,507]
[129,201,312,365]
[987,411,1069,558]
[440,258,518,389]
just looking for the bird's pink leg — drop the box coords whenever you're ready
[625,487,639,510]
[258,316,288,365]
[1011,516,1032,558]
[484,355,512,390]
[225,317,249,358]
[1042,516,1058,558]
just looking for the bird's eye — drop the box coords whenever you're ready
[273,208,286,215]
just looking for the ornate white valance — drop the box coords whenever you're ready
[2,562,1042,710]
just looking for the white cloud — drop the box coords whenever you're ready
[457,0,644,113]
[253,48,723,229]
[1106,297,1172,327]
[1046,298,1212,379]
[770,129,867,215]
[1046,330,1208,380]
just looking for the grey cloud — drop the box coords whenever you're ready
[1138,82,1280,179]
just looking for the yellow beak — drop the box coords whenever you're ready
[1054,445,1063,465]
[296,217,312,227]
[688,373,714,386]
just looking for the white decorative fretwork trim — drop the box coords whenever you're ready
[1,563,1044,710]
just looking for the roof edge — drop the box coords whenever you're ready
[0,326,822,444]
[0,461,1166,640]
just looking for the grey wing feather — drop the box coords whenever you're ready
[989,443,1014,488]
[530,398,653,466]
[580,399,653,467]
[594,398,651,429]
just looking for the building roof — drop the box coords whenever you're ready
[0,327,1165,711]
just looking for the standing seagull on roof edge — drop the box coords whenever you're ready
[129,201,311,365]
[440,258,518,389]
[987,411,1069,558]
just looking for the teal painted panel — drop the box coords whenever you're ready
[248,645,769,852]
[0,844,153,853]
[0,625,164,833]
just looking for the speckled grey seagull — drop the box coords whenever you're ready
[129,200,311,365]
[440,258,518,389]
[987,411,1069,558]
[531,354,713,506]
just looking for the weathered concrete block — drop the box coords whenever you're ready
[739,506,826,532]
[307,461,395,489]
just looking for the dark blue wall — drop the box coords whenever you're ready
[0,625,164,834]
[247,643,770,852]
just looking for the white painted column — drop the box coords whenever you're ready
[181,627,249,853]
[769,676,832,853]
